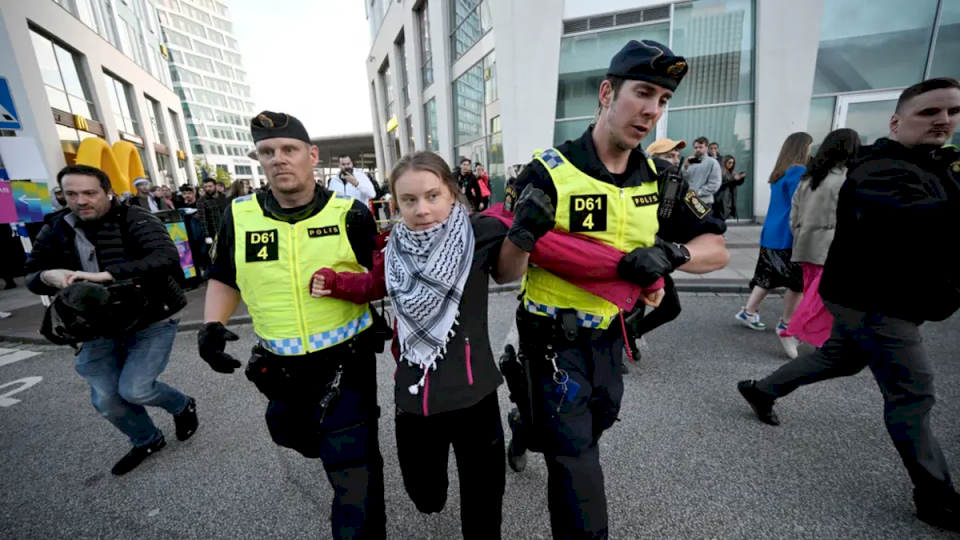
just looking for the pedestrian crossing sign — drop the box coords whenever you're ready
[0,78,22,131]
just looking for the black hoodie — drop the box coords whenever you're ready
[820,138,960,322]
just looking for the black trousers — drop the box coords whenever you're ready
[395,392,505,540]
[755,301,953,492]
[517,308,625,540]
[631,274,682,339]
[261,344,386,540]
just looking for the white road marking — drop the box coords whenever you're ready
[0,349,41,368]
[0,377,43,407]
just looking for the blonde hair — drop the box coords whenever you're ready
[389,151,468,205]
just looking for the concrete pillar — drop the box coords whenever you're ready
[753,0,824,219]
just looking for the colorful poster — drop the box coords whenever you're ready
[10,181,53,223]
[0,182,17,224]
[165,222,197,279]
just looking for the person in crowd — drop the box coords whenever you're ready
[496,40,729,540]
[313,151,511,539]
[215,181,226,196]
[708,141,720,159]
[24,164,197,475]
[646,138,685,169]
[474,162,492,210]
[713,155,746,221]
[779,128,859,349]
[738,77,960,534]
[734,132,812,360]
[51,186,67,211]
[328,155,378,208]
[227,179,250,201]
[197,178,225,257]
[199,111,385,539]
[159,186,175,209]
[175,185,208,273]
[683,136,723,206]
[129,178,171,213]
[456,157,482,209]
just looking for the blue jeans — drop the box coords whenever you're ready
[75,318,188,447]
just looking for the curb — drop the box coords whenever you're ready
[0,280,754,346]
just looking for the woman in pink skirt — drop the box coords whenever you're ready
[781,128,860,350]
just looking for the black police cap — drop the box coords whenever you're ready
[607,40,688,92]
[251,111,311,145]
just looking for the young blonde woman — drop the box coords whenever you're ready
[735,132,813,358]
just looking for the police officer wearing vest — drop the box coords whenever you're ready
[497,41,730,540]
[198,111,385,539]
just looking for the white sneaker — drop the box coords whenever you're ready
[735,308,766,330]
[777,320,799,359]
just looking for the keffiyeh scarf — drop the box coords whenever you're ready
[385,203,475,394]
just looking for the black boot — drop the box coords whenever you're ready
[915,486,960,533]
[737,380,780,426]
[111,435,166,475]
[506,408,528,473]
[174,397,198,441]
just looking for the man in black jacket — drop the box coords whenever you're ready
[738,77,960,533]
[25,164,198,476]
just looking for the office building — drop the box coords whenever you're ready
[364,0,959,219]
[155,0,263,187]
[0,0,195,188]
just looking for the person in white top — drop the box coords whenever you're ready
[327,155,377,207]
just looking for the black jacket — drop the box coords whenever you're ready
[393,214,507,416]
[25,202,187,328]
[820,138,960,322]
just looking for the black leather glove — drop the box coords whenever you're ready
[508,185,556,252]
[618,238,691,287]
[198,322,241,374]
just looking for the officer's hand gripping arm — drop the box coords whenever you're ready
[618,238,692,287]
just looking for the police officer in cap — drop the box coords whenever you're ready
[198,111,385,539]
[498,40,729,539]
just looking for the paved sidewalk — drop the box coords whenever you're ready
[0,224,762,343]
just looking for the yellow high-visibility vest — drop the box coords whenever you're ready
[523,148,660,329]
[232,193,371,355]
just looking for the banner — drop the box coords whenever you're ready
[8,181,53,223]
[0,182,16,223]
[165,222,197,279]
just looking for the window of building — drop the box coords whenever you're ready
[103,72,141,135]
[101,0,121,47]
[194,41,223,60]
[417,2,434,88]
[75,0,103,36]
[397,35,410,108]
[929,0,960,81]
[453,61,484,146]
[224,51,242,65]
[451,0,492,61]
[169,109,186,147]
[171,14,207,39]
[145,95,167,146]
[173,66,204,85]
[671,0,755,107]
[193,142,204,154]
[164,29,193,50]
[212,16,233,33]
[30,31,97,120]
[184,53,215,73]
[814,0,938,95]
[369,0,388,39]
[405,115,414,150]
[380,62,395,127]
[483,50,497,105]
[215,62,235,79]
[207,28,226,46]
[235,165,252,175]
[226,37,240,51]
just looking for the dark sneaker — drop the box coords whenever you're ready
[506,408,527,473]
[111,435,166,475]
[174,397,198,441]
[916,486,960,533]
[737,380,780,426]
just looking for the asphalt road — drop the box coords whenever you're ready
[1,292,959,540]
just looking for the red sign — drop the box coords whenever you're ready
[0,183,17,224]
